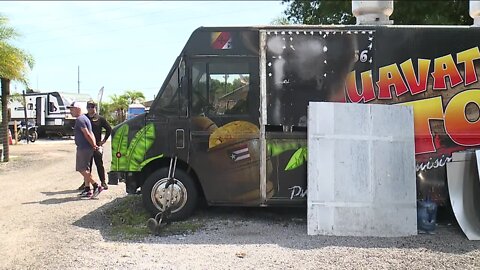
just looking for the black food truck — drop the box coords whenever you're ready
[108,25,480,221]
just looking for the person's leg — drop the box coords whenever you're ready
[93,150,107,189]
[79,170,96,186]
[76,148,97,197]
[79,170,99,198]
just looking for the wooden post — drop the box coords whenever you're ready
[13,120,18,144]
[22,91,28,144]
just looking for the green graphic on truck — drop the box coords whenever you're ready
[111,123,156,172]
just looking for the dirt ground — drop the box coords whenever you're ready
[0,139,479,270]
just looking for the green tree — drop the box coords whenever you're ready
[271,16,291,25]
[0,15,34,162]
[109,94,129,125]
[124,90,145,104]
[102,90,147,126]
[282,0,473,25]
[99,101,116,126]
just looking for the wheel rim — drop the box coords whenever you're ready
[150,177,188,213]
[29,131,37,142]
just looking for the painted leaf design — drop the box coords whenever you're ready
[126,123,156,171]
[285,147,308,171]
[268,141,306,157]
[139,154,164,170]
[111,124,129,171]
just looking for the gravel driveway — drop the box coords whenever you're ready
[0,139,479,270]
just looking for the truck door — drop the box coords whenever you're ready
[188,56,261,204]
[262,28,375,203]
[147,57,189,163]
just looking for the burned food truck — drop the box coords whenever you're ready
[108,24,480,221]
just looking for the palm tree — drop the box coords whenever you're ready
[110,94,129,124]
[0,15,34,162]
[124,90,145,104]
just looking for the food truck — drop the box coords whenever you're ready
[109,1,480,223]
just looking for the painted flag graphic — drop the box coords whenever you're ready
[211,32,232,49]
[229,144,250,162]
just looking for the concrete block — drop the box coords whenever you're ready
[307,102,417,237]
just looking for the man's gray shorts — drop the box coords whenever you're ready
[76,147,94,172]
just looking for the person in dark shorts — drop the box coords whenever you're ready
[77,100,112,190]
[67,101,103,199]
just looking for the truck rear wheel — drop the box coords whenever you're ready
[141,168,198,221]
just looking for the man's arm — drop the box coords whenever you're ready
[81,127,97,149]
[100,116,112,145]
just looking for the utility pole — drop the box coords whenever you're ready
[77,66,80,94]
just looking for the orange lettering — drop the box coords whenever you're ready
[345,71,376,103]
[445,89,480,146]
[457,47,480,86]
[431,54,463,90]
[377,64,409,99]
[400,59,430,95]
[400,97,444,154]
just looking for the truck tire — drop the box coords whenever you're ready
[141,167,198,221]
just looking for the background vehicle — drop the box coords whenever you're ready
[126,103,146,120]
[8,91,91,137]
[16,121,38,143]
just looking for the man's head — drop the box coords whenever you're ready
[86,100,97,114]
[66,101,83,117]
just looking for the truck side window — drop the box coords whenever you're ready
[191,63,208,115]
[156,66,187,116]
[208,62,249,116]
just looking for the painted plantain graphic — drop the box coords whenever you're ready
[126,123,156,171]
[111,123,156,172]
[285,147,307,171]
[111,124,129,171]
[267,141,307,171]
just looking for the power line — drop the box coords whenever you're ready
[20,3,167,38]
[20,6,272,46]
[11,2,157,34]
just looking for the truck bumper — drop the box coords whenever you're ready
[108,171,141,194]
[107,171,123,185]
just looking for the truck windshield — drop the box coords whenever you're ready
[155,64,181,114]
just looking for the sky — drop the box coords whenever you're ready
[1,1,287,102]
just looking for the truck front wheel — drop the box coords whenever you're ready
[141,168,198,221]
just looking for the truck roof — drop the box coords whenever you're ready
[196,24,478,31]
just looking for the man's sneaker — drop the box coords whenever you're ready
[78,188,89,197]
[101,182,109,190]
[78,183,85,190]
[80,191,93,199]
[91,185,104,199]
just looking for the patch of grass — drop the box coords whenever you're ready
[155,218,205,237]
[104,195,151,239]
[104,195,205,239]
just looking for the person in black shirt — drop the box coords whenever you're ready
[78,100,112,190]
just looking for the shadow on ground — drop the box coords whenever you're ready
[41,190,79,196]
[71,195,480,254]
[22,189,85,205]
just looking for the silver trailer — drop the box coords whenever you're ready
[8,91,91,137]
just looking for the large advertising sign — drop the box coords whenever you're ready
[266,27,480,172]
